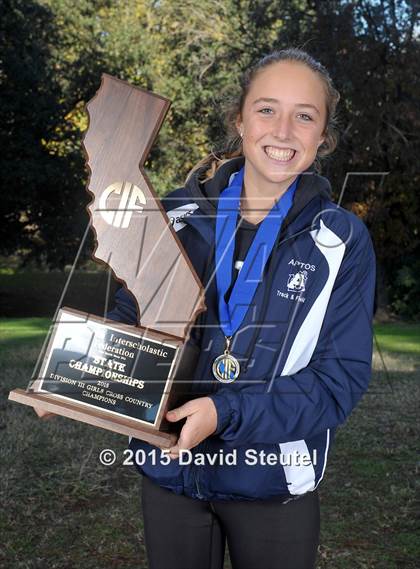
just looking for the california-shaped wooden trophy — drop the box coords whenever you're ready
[8,75,206,448]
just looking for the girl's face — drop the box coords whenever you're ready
[236,61,327,195]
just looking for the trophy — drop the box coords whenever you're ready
[8,74,206,448]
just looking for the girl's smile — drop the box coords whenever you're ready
[264,145,297,163]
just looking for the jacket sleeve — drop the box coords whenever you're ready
[208,225,376,446]
[104,187,185,326]
[106,285,202,347]
[106,285,138,325]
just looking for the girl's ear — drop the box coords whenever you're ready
[318,127,327,148]
[235,115,243,136]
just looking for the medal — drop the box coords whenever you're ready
[213,167,300,383]
[212,336,240,383]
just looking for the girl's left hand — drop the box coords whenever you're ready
[165,397,218,460]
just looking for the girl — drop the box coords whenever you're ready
[109,47,376,568]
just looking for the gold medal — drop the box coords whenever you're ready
[212,336,240,383]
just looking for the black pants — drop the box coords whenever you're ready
[141,475,320,569]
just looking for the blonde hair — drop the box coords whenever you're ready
[185,47,341,183]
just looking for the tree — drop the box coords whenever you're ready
[1,0,419,317]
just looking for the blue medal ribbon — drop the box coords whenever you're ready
[215,166,299,339]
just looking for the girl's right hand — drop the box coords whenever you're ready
[34,407,55,419]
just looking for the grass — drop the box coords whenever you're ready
[1,318,146,569]
[374,323,420,355]
[1,318,419,568]
[0,317,50,347]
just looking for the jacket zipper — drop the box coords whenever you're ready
[192,441,204,499]
[194,468,203,499]
[241,225,284,373]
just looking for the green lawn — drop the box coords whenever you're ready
[0,317,50,346]
[374,323,420,355]
[2,316,419,353]
[1,318,419,568]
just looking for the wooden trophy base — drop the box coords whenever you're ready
[8,388,177,448]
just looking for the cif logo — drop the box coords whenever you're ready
[212,354,240,384]
[99,181,146,228]
[287,270,308,292]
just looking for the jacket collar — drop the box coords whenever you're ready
[183,155,332,244]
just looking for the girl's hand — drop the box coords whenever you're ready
[165,397,218,460]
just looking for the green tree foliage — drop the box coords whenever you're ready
[1,0,419,316]
[0,0,66,263]
[0,0,108,266]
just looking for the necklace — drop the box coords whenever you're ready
[212,336,240,383]
[212,167,300,383]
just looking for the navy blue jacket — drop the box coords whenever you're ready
[107,156,376,501]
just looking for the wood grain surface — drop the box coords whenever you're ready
[8,389,176,448]
[84,74,206,340]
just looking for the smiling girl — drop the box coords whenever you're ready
[235,58,328,223]
[108,48,376,569]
